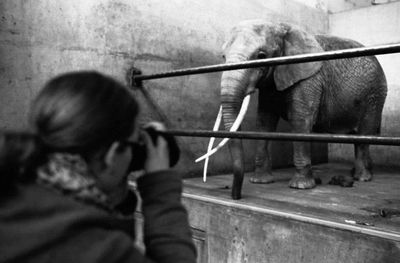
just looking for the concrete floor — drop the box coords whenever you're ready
[182,162,400,262]
[184,162,400,233]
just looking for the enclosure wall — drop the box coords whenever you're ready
[0,0,328,176]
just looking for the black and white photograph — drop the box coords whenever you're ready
[0,0,399,262]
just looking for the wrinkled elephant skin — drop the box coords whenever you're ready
[205,20,387,199]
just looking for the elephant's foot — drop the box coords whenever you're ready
[352,167,373,182]
[289,166,316,189]
[289,176,316,189]
[249,172,274,184]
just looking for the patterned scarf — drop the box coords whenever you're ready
[36,153,113,212]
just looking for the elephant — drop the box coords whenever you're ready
[197,20,387,200]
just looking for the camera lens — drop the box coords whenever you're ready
[127,127,180,172]
[128,142,147,172]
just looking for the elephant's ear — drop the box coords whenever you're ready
[274,24,323,91]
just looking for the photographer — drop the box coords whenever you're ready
[0,71,196,263]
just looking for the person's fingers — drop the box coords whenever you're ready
[141,130,154,150]
[141,127,168,151]
[141,125,170,173]
[143,121,166,131]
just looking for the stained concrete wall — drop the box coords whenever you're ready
[0,0,328,177]
[328,1,400,167]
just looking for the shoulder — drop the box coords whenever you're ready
[7,182,107,218]
[1,183,144,263]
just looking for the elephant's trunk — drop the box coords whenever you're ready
[220,69,249,129]
[196,69,251,164]
[221,70,250,199]
[195,94,250,162]
[195,67,251,199]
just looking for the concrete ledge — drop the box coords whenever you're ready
[182,162,400,262]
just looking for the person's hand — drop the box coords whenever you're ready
[142,122,170,173]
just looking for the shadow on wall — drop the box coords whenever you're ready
[133,76,246,178]
[131,47,226,177]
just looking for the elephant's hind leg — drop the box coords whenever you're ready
[353,105,383,182]
[353,144,373,181]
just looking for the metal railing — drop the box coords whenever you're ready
[131,43,400,145]
[164,130,400,146]
[132,43,400,82]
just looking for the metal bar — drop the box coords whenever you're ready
[133,43,400,82]
[164,130,400,146]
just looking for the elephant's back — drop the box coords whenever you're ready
[315,34,386,93]
[315,34,364,51]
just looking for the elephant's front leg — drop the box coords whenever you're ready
[287,82,322,189]
[289,115,319,189]
[290,140,317,189]
[250,111,279,184]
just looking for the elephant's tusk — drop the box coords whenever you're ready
[195,94,251,163]
[202,106,222,182]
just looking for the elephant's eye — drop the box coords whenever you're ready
[222,54,226,60]
[257,52,267,59]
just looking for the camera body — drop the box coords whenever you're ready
[128,127,180,172]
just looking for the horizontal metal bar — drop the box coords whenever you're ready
[165,130,400,146]
[133,43,400,81]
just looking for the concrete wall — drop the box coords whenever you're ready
[329,1,400,167]
[0,0,328,177]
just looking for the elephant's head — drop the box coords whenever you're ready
[197,20,323,174]
[220,20,324,128]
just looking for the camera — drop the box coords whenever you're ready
[128,127,180,172]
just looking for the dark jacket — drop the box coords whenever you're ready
[0,170,196,263]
